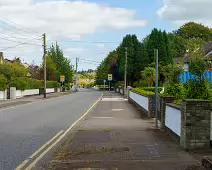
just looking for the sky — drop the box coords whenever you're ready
[0,0,212,71]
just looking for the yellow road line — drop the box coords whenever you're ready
[15,130,64,170]
[25,93,103,170]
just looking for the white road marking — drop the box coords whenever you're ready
[92,117,114,119]
[112,109,123,111]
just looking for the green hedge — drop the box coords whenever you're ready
[0,74,7,91]
[132,88,155,96]
[140,87,162,93]
[9,78,60,90]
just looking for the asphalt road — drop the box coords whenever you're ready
[0,88,101,170]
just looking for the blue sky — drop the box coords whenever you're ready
[1,0,210,70]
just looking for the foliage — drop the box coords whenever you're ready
[0,74,7,91]
[48,43,73,83]
[0,62,28,80]
[185,80,211,100]
[140,87,162,93]
[10,78,27,90]
[132,88,155,96]
[142,67,156,87]
[115,82,124,88]
[189,53,208,80]
[164,84,186,99]
[173,99,183,105]
[176,22,212,42]
[46,81,61,88]
[166,64,184,84]
[40,56,58,81]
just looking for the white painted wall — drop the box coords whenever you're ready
[16,90,22,98]
[116,88,119,93]
[22,89,39,96]
[129,91,149,111]
[165,105,181,137]
[46,88,55,93]
[120,89,123,94]
[0,90,7,100]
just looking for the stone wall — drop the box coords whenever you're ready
[148,95,156,118]
[180,100,211,150]
[160,96,175,130]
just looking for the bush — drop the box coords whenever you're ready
[10,78,27,90]
[140,87,162,93]
[115,82,124,88]
[164,83,186,99]
[132,88,155,96]
[0,74,7,91]
[185,80,211,100]
[46,81,60,88]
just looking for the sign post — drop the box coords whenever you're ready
[108,74,112,92]
[103,80,106,91]
[60,75,65,91]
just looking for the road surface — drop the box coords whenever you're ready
[0,88,101,170]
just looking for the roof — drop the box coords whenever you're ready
[174,42,212,64]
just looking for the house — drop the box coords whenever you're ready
[174,42,212,71]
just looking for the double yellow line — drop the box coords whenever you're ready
[16,93,103,170]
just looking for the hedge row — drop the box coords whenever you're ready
[0,76,61,91]
[132,88,155,96]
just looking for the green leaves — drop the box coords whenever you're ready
[0,74,7,91]
[142,67,156,87]
[47,43,73,83]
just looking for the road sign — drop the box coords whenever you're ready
[60,75,65,82]
[108,74,112,81]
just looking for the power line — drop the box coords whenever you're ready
[1,42,42,51]
[78,57,101,64]
[0,20,39,39]
[48,40,120,44]
[1,36,42,45]
[0,17,40,35]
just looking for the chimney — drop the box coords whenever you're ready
[0,52,4,64]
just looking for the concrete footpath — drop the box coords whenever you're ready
[0,91,73,110]
[38,92,203,170]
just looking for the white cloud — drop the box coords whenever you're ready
[0,0,147,69]
[96,43,105,49]
[64,47,84,53]
[0,0,147,40]
[157,0,212,26]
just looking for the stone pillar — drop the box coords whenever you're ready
[10,87,16,99]
[160,96,175,130]
[148,95,156,118]
[127,86,132,100]
[180,100,211,150]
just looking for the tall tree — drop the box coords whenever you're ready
[47,43,73,83]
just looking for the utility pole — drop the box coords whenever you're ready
[124,47,128,97]
[43,33,47,98]
[155,49,159,129]
[76,57,79,92]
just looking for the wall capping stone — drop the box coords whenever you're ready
[166,103,181,110]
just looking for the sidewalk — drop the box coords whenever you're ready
[0,91,73,109]
[40,92,203,170]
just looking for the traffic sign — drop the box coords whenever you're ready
[108,74,112,81]
[60,75,65,82]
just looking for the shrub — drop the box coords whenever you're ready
[164,83,186,99]
[10,78,27,90]
[0,74,7,91]
[115,82,124,88]
[185,80,211,100]
[46,81,60,88]
[140,87,162,93]
[132,88,155,96]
